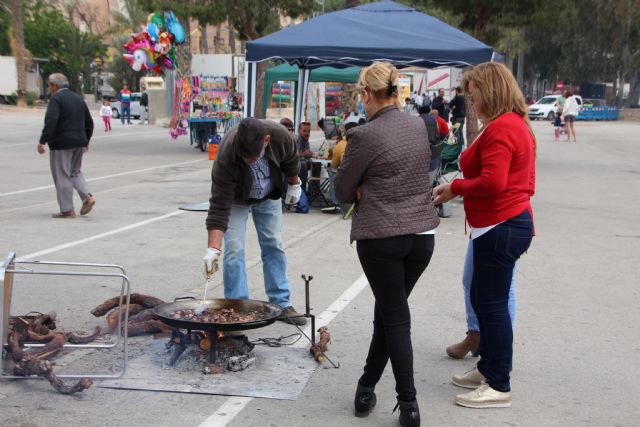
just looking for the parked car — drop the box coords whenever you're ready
[110,92,144,119]
[528,94,583,120]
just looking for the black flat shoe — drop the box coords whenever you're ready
[354,383,377,417]
[393,399,420,427]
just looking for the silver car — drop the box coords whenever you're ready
[110,92,144,119]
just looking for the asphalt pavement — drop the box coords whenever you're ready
[0,109,638,427]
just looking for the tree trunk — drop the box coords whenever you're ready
[465,97,479,146]
[473,9,491,42]
[625,70,640,108]
[11,0,27,107]
[229,25,237,54]
[214,24,222,54]
[200,25,208,54]
[254,61,267,118]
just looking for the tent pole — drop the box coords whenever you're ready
[294,67,310,129]
[244,61,257,118]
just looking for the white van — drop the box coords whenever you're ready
[528,94,583,120]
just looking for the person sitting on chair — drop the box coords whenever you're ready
[296,121,314,193]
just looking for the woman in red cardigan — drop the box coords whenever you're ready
[432,62,535,409]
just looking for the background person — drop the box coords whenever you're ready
[118,83,132,125]
[449,86,466,146]
[139,85,148,124]
[430,109,449,141]
[38,73,95,218]
[432,88,448,121]
[99,99,112,132]
[432,62,535,409]
[562,90,579,141]
[334,61,440,427]
[295,121,314,193]
[203,118,307,326]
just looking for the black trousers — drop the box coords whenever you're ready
[356,234,435,402]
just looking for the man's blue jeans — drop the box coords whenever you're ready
[463,239,517,331]
[223,198,291,308]
[120,105,131,124]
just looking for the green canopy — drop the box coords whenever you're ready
[263,63,360,115]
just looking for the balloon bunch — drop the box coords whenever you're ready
[123,11,186,74]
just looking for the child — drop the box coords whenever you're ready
[100,99,112,131]
[552,114,562,141]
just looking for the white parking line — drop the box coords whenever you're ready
[196,274,369,427]
[0,159,207,197]
[0,129,167,147]
[19,210,186,260]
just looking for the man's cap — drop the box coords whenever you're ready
[236,117,266,157]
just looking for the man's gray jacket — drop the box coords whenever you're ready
[206,120,300,232]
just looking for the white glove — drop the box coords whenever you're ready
[202,247,222,279]
[285,179,302,206]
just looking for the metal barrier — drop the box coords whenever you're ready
[577,106,619,121]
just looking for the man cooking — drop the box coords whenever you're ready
[203,117,307,325]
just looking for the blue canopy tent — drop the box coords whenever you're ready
[243,0,496,126]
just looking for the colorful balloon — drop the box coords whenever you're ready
[148,12,165,30]
[123,10,184,75]
[147,23,160,41]
[165,11,185,44]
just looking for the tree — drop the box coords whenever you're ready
[10,0,27,106]
[23,1,106,93]
[140,0,315,116]
[0,1,11,55]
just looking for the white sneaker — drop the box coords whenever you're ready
[452,367,486,389]
[455,383,511,408]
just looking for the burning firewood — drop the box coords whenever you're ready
[91,294,165,317]
[8,332,92,395]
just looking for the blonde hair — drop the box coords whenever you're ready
[356,61,401,110]
[462,62,536,152]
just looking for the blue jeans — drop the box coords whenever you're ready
[471,210,533,392]
[463,239,517,331]
[120,105,131,124]
[222,198,291,308]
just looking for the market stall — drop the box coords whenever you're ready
[171,75,243,151]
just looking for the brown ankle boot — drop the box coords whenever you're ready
[446,331,480,359]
